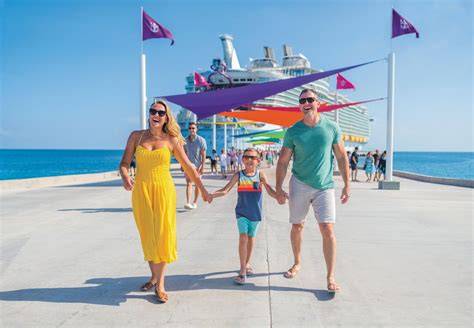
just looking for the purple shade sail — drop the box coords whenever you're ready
[392,9,419,39]
[161,60,379,119]
[142,10,175,45]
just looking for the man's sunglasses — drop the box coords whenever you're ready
[243,155,258,160]
[299,97,316,105]
[149,108,166,117]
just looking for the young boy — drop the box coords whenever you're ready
[219,149,227,179]
[212,148,277,284]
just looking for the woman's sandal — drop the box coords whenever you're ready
[140,281,156,292]
[155,288,169,303]
[246,267,254,276]
[234,274,246,285]
[284,265,300,279]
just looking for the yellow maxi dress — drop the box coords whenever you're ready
[132,145,177,263]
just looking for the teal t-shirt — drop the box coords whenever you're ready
[282,116,341,190]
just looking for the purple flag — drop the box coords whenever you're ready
[142,10,174,45]
[392,9,419,39]
[161,59,380,119]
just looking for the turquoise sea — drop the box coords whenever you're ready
[0,149,472,181]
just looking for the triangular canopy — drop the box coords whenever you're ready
[220,98,384,127]
[161,60,379,119]
[234,128,283,139]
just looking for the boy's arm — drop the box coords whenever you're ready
[212,172,239,198]
[260,172,277,199]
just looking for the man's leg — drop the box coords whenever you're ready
[318,223,340,292]
[193,183,200,204]
[290,223,304,268]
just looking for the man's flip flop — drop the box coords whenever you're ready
[327,281,341,293]
[284,266,300,279]
[234,274,246,285]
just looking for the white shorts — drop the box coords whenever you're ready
[289,175,336,224]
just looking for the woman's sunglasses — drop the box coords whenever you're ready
[299,97,316,104]
[149,108,167,117]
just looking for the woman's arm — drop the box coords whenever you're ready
[212,173,239,198]
[171,137,211,203]
[119,131,139,191]
[260,171,277,199]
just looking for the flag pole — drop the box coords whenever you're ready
[212,115,217,151]
[140,7,147,130]
[386,52,395,181]
[334,88,339,126]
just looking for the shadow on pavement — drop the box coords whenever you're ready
[0,271,333,306]
[58,208,132,213]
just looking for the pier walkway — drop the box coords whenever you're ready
[0,169,472,327]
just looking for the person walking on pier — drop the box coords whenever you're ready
[276,88,350,293]
[212,148,277,285]
[364,151,374,182]
[119,100,211,303]
[183,122,207,210]
[350,147,360,182]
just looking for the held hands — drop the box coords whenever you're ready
[276,188,289,205]
[121,174,134,191]
[201,189,213,204]
[340,185,350,204]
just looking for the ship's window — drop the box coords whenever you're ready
[218,79,224,82]
[232,79,238,82]
[247,79,252,81]
[240,79,246,82]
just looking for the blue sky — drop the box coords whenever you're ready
[2,0,472,151]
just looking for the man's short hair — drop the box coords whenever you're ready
[299,88,318,98]
[188,122,197,128]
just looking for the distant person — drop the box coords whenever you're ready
[237,149,243,170]
[210,149,218,175]
[364,151,374,182]
[219,149,227,179]
[129,156,136,177]
[211,148,277,285]
[276,88,350,293]
[350,147,360,182]
[119,99,211,303]
[183,122,207,210]
[372,149,380,181]
[230,147,238,172]
[377,151,387,180]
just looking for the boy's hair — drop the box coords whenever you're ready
[243,147,260,156]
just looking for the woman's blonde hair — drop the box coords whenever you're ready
[150,99,186,145]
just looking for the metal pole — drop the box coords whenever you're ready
[224,123,227,153]
[334,90,339,125]
[231,125,235,148]
[386,52,395,181]
[140,53,147,130]
[212,115,217,151]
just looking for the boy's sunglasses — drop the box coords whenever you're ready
[243,155,258,160]
[149,108,167,117]
[299,97,316,104]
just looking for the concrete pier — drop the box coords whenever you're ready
[0,169,472,327]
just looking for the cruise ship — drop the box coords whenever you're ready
[178,34,370,148]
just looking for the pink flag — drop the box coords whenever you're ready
[194,72,210,88]
[336,74,355,90]
[142,10,174,45]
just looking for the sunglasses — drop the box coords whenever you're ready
[149,108,166,117]
[243,155,258,160]
[298,97,316,105]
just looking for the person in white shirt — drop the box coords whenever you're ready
[219,149,227,179]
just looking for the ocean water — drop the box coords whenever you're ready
[0,149,472,181]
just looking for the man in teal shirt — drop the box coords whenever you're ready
[276,88,350,293]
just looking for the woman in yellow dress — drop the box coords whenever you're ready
[119,99,211,303]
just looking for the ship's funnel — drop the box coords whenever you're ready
[219,34,241,69]
[264,46,276,61]
[283,44,293,57]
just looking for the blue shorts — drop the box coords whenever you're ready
[237,217,260,237]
